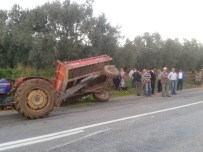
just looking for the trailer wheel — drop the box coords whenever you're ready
[14,79,55,119]
[93,90,110,102]
[103,65,119,78]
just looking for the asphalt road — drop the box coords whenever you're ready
[1,88,203,152]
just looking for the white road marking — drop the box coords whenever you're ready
[48,128,111,151]
[82,128,110,139]
[1,100,203,151]
[0,130,83,151]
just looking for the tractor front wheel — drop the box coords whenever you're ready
[14,79,55,119]
[93,90,110,102]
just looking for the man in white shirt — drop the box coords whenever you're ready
[168,68,178,95]
[129,67,136,89]
[177,69,186,91]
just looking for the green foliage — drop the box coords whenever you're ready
[0,65,54,80]
[116,33,203,71]
[183,77,198,89]
[0,0,203,72]
[0,69,12,78]
[40,68,55,79]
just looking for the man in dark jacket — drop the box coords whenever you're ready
[132,69,142,96]
[113,75,121,90]
[150,69,156,95]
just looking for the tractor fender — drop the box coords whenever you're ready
[11,77,53,92]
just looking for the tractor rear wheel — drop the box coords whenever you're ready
[14,79,55,119]
[93,90,110,102]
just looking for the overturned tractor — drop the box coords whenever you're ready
[0,55,119,119]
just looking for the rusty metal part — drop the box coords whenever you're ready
[27,89,48,110]
[59,74,99,102]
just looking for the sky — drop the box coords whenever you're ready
[0,0,203,43]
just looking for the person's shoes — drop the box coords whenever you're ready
[137,94,141,96]
[174,93,177,95]
[166,95,171,97]
[162,95,165,97]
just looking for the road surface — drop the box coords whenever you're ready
[0,88,203,152]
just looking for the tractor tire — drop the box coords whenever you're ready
[14,79,55,119]
[103,65,119,78]
[11,104,16,110]
[93,90,110,102]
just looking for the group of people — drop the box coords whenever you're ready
[113,67,186,97]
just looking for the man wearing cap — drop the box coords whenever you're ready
[161,67,170,97]
[168,68,178,95]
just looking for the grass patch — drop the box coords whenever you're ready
[183,78,198,89]
[0,66,55,80]
[67,95,95,108]
[109,89,135,97]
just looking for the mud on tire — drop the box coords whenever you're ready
[103,65,119,78]
[93,90,110,102]
[14,79,55,119]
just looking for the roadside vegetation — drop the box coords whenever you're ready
[0,65,55,80]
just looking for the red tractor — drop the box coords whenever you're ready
[0,55,119,119]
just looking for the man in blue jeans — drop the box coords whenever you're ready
[177,69,186,91]
[168,68,178,95]
[142,69,151,96]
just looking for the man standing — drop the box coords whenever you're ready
[132,68,142,96]
[142,69,151,97]
[168,68,177,95]
[129,67,136,89]
[177,69,186,91]
[150,69,156,95]
[157,69,162,92]
[119,68,127,91]
[161,67,170,97]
